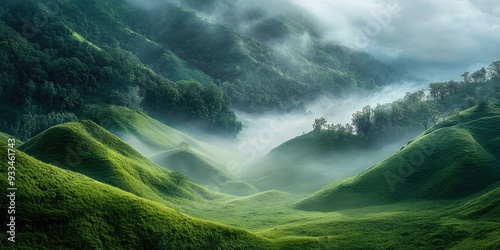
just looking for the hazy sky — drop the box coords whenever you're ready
[289,0,500,80]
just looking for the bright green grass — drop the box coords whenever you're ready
[71,31,102,50]
[0,142,272,249]
[295,103,500,211]
[178,188,499,249]
[0,132,22,146]
[87,105,244,173]
[4,103,499,249]
[19,120,221,207]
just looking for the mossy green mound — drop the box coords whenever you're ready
[87,105,243,172]
[296,103,500,211]
[0,142,270,249]
[19,120,217,204]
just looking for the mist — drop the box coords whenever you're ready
[170,0,500,81]
[118,0,498,173]
[234,80,424,159]
[289,0,500,80]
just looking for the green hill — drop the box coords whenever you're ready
[456,184,500,221]
[226,190,289,206]
[296,102,500,211]
[0,142,270,249]
[243,130,411,193]
[151,149,258,196]
[86,105,244,174]
[0,132,22,146]
[19,120,218,205]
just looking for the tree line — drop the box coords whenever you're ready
[313,60,500,142]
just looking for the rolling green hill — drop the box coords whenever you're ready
[0,132,22,146]
[243,129,414,193]
[226,190,289,206]
[151,149,258,196]
[85,105,244,174]
[295,102,500,211]
[19,120,219,205]
[456,184,500,221]
[0,141,271,249]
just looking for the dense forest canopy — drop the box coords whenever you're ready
[0,0,407,139]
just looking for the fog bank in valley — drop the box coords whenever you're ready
[235,80,424,158]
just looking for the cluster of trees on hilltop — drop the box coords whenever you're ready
[313,60,500,143]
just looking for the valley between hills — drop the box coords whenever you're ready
[1,101,499,249]
[0,0,499,249]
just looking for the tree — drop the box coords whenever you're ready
[429,109,442,125]
[463,96,477,108]
[351,105,375,136]
[471,67,487,84]
[110,86,143,110]
[452,109,462,121]
[312,117,327,132]
[429,82,447,100]
[488,61,500,78]
[461,72,471,83]
[170,171,187,187]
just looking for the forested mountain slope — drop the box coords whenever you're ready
[0,0,406,140]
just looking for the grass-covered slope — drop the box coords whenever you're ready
[151,149,258,196]
[226,190,289,206]
[87,106,243,168]
[243,130,407,193]
[0,142,270,249]
[296,102,500,211]
[19,120,217,204]
[0,132,22,146]
[456,184,500,221]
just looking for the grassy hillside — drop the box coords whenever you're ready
[456,184,500,221]
[86,105,244,173]
[19,120,219,205]
[0,142,271,249]
[243,129,413,193]
[0,132,22,146]
[151,149,258,196]
[182,191,499,249]
[296,102,500,211]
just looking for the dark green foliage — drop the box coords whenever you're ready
[0,0,408,139]
[337,63,500,144]
[312,117,327,132]
[11,112,78,140]
[170,171,187,187]
[0,2,242,137]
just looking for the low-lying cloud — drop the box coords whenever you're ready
[235,80,424,158]
[290,0,500,80]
